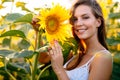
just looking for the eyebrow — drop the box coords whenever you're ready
[81,14,89,17]
[74,14,88,19]
[75,12,90,17]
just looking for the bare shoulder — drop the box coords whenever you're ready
[94,50,112,62]
[89,50,113,80]
[92,50,112,67]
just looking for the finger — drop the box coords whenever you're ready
[54,41,59,54]
[51,45,57,55]
[48,49,54,57]
[54,40,62,55]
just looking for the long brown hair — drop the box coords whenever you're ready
[66,0,108,70]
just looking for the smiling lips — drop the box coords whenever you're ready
[75,28,87,34]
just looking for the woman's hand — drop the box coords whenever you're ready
[48,40,64,74]
[48,40,69,80]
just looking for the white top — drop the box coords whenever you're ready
[63,50,110,80]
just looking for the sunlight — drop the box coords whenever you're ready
[0,0,72,16]
[0,0,120,16]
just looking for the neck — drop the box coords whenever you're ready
[83,37,105,55]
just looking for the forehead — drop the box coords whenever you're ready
[74,5,93,16]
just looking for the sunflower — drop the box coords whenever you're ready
[38,4,72,43]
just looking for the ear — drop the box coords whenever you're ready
[96,18,101,27]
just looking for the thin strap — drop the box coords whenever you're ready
[86,49,109,66]
[64,56,75,68]
[85,54,96,66]
[64,50,110,68]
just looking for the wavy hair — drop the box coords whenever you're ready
[66,0,108,70]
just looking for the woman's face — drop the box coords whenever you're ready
[73,5,101,40]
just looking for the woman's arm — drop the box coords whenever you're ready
[54,67,69,80]
[88,52,113,80]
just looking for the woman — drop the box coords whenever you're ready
[48,0,113,80]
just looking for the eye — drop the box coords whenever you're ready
[82,16,89,19]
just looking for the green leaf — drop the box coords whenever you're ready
[5,13,23,22]
[39,68,57,80]
[109,12,120,19]
[62,42,73,63]
[0,50,14,57]
[0,67,10,79]
[0,30,26,38]
[67,37,78,52]
[21,6,31,12]
[8,62,30,74]
[0,49,34,59]
[107,38,120,46]
[16,49,34,58]
[0,62,30,80]
[14,13,33,23]
[18,39,30,50]
[61,37,78,63]
[113,51,120,64]
[2,38,11,47]
[18,23,32,36]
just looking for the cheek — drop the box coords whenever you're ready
[86,22,98,35]
[89,26,98,37]
[86,17,97,24]
[87,20,99,29]
[89,25,98,31]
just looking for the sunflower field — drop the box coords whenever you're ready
[0,0,120,80]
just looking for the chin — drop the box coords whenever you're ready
[78,36,87,40]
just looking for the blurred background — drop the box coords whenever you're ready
[0,0,120,80]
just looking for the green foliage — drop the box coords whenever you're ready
[0,49,34,59]
[109,12,120,19]
[0,50,14,57]
[14,13,33,23]
[18,39,30,50]
[107,1,120,56]
[107,36,120,46]
[62,37,78,63]
[112,62,120,80]
[0,0,120,80]
[0,3,77,79]
[39,67,57,80]
[106,1,120,80]
[4,13,23,22]
[0,30,26,38]
[2,38,11,47]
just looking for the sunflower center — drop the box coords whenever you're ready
[46,16,59,34]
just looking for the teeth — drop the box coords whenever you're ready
[76,29,86,33]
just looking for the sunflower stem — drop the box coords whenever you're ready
[31,29,44,80]
[31,31,39,80]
